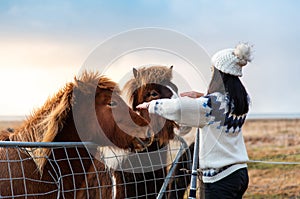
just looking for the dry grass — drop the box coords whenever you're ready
[243,119,300,198]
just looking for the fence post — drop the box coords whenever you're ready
[188,128,200,199]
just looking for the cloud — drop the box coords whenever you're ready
[1,0,300,115]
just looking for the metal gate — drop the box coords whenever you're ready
[0,135,193,199]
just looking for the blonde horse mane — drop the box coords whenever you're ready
[8,71,119,174]
[123,65,174,104]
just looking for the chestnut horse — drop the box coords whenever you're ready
[0,72,153,199]
[119,65,192,198]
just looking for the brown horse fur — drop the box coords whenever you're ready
[0,71,153,198]
[124,65,178,145]
[0,129,12,141]
[76,151,125,199]
[121,65,192,199]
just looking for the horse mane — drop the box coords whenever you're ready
[7,71,119,174]
[123,65,174,104]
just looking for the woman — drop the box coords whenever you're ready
[137,43,252,199]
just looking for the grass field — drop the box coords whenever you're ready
[243,119,300,198]
[1,118,300,198]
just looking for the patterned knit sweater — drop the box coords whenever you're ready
[148,92,249,183]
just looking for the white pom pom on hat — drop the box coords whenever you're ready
[211,43,253,77]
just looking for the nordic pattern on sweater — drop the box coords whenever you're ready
[203,95,247,134]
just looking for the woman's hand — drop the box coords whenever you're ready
[136,102,151,109]
[180,91,204,98]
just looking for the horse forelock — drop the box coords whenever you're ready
[135,66,173,85]
[123,66,174,105]
[97,77,120,94]
[75,71,120,94]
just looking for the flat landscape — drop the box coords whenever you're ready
[1,118,300,198]
[243,119,300,198]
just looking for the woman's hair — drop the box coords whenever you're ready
[207,67,249,115]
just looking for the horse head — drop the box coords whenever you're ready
[68,72,154,151]
[124,66,178,146]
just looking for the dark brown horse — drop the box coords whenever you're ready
[119,65,192,199]
[0,72,153,199]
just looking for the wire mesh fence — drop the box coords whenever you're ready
[0,136,193,199]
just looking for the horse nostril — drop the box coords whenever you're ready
[134,137,147,148]
[147,128,153,138]
[146,128,154,146]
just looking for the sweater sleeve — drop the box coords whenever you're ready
[148,96,211,128]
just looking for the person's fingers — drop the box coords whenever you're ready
[196,92,205,97]
[180,91,204,98]
[180,92,193,97]
[136,102,150,109]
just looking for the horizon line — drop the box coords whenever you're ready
[1,113,300,121]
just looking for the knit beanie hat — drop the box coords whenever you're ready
[211,43,252,77]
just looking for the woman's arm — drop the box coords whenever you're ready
[137,96,211,128]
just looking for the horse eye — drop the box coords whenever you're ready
[150,91,159,97]
[108,101,117,107]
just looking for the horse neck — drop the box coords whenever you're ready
[54,114,81,142]
[50,114,94,181]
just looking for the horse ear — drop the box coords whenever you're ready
[133,68,138,78]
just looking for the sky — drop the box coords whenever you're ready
[0,0,300,116]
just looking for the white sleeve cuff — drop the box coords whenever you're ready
[148,99,181,122]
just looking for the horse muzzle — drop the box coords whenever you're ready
[131,128,154,152]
